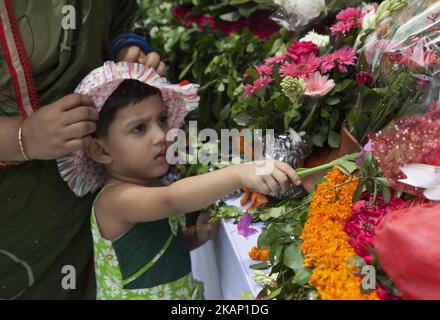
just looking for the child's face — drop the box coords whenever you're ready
[101,95,170,183]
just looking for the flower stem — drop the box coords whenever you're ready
[295,152,362,179]
[299,99,319,132]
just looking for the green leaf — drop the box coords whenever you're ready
[270,244,284,265]
[376,177,390,187]
[329,109,340,129]
[267,287,282,300]
[292,268,311,286]
[249,261,270,270]
[246,68,259,81]
[220,11,242,22]
[178,60,195,80]
[246,43,255,53]
[217,82,225,92]
[269,38,283,55]
[259,207,286,221]
[325,96,341,106]
[219,104,231,121]
[328,131,340,148]
[382,184,391,204]
[337,159,358,175]
[283,243,304,271]
[312,133,326,147]
[257,226,281,248]
[353,180,365,201]
[333,79,354,93]
[320,107,331,119]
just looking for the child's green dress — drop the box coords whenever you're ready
[90,185,204,300]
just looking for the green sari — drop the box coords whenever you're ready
[0,0,145,299]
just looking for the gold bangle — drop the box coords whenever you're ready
[18,121,30,161]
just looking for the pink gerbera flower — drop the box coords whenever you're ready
[320,47,357,73]
[243,76,272,96]
[255,64,273,77]
[264,53,287,68]
[330,7,364,36]
[304,72,336,97]
[336,6,364,24]
[280,55,321,78]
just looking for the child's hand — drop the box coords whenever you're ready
[237,160,301,194]
[22,94,98,160]
[182,212,219,250]
[195,212,219,244]
[117,46,167,76]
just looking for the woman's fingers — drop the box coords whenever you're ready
[157,62,167,77]
[63,106,99,126]
[58,94,95,112]
[117,46,141,63]
[144,52,161,70]
[63,121,97,140]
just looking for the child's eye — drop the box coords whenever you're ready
[132,124,146,134]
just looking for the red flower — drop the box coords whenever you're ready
[255,64,273,77]
[344,195,406,265]
[245,11,279,40]
[199,16,217,29]
[179,80,190,86]
[171,5,191,20]
[330,7,364,36]
[243,76,273,97]
[356,71,374,87]
[288,41,319,63]
[423,142,440,166]
[280,54,321,78]
[320,47,357,73]
[264,54,287,68]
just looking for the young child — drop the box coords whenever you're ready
[57,61,302,300]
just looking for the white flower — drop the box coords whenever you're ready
[176,287,189,299]
[399,164,440,201]
[300,31,330,48]
[274,0,326,21]
[362,10,377,31]
[252,271,278,286]
[91,226,100,241]
[103,275,120,297]
[100,247,118,268]
[96,252,105,267]
[151,285,172,300]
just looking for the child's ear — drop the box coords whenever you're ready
[84,137,112,165]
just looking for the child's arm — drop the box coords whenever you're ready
[100,160,301,223]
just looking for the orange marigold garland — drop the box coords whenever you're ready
[249,246,270,261]
[300,167,378,300]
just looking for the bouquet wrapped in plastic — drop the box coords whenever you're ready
[270,0,363,32]
[351,0,440,142]
[369,100,440,199]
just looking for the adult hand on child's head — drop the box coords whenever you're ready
[22,94,98,160]
[116,46,167,77]
[237,160,302,195]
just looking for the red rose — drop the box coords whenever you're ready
[287,41,319,62]
[356,71,374,87]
